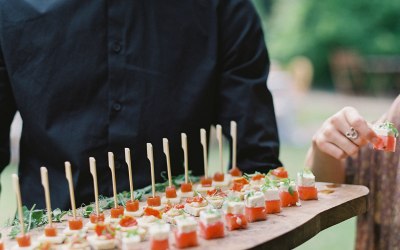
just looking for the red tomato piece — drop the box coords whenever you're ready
[298,186,318,200]
[126,200,140,212]
[44,224,57,237]
[373,135,396,152]
[165,186,178,198]
[233,177,249,185]
[16,234,31,247]
[225,214,248,231]
[271,167,288,179]
[229,167,242,177]
[231,182,244,192]
[68,217,83,230]
[245,206,267,223]
[213,172,225,182]
[251,173,265,181]
[0,241,3,250]
[119,215,138,227]
[147,196,161,207]
[199,221,225,240]
[186,196,203,204]
[200,177,213,187]
[150,238,169,250]
[95,223,116,239]
[174,230,198,248]
[144,207,162,219]
[110,206,125,218]
[89,213,105,224]
[180,183,193,193]
[265,200,281,214]
[280,191,299,207]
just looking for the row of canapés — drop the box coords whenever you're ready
[3,167,318,250]
[2,121,318,250]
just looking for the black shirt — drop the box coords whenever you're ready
[0,0,282,210]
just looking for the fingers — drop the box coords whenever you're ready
[312,106,376,160]
[342,107,378,144]
[313,125,358,160]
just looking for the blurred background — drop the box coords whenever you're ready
[1,0,399,249]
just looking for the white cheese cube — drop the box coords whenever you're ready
[244,191,265,208]
[297,172,315,187]
[199,209,222,225]
[149,223,170,241]
[175,216,198,233]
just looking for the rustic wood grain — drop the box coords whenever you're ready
[1,182,369,249]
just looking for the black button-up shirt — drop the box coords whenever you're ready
[0,0,282,210]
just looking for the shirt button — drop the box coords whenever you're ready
[112,42,121,53]
[113,102,122,111]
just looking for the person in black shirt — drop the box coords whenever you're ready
[0,0,282,210]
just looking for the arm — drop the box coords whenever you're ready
[0,41,17,176]
[216,0,282,173]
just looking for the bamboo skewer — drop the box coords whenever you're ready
[230,121,237,169]
[65,162,77,219]
[200,129,208,178]
[125,148,135,201]
[108,152,118,208]
[89,157,100,216]
[40,167,52,227]
[12,174,25,235]
[181,133,189,183]
[216,124,224,174]
[147,143,156,198]
[163,138,173,187]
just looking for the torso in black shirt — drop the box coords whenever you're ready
[0,0,282,210]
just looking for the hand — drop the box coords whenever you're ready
[312,107,378,160]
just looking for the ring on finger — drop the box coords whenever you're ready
[345,127,359,140]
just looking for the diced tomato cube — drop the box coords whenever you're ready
[298,186,318,200]
[68,217,83,230]
[165,186,178,198]
[174,230,198,248]
[16,234,31,247]
[110,206,125,218]
[265,200,281,214]
[213,172,225,182]
[201,177,213,187]
[280,191,299,207]
[229,167,242,177]
[44,224,57,237]
[225,214,248,231]
[147,196,161,207]
[233,177,249,185]
[90,213,105,223]
[126,200,140,212]
[199,221,225,240]
[180,183,193,193]
[271,167,288,179]
[251,173,265,181]
[245,206,267,222]
[373,135,396,152]
[150,238,169,250]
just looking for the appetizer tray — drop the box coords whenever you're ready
[1,182,369,250]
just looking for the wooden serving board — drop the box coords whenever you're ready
[1,182,369,250]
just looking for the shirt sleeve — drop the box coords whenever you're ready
[0,41,17,175]
[216,0,282,173]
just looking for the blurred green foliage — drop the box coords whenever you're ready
[257,0,400,88]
